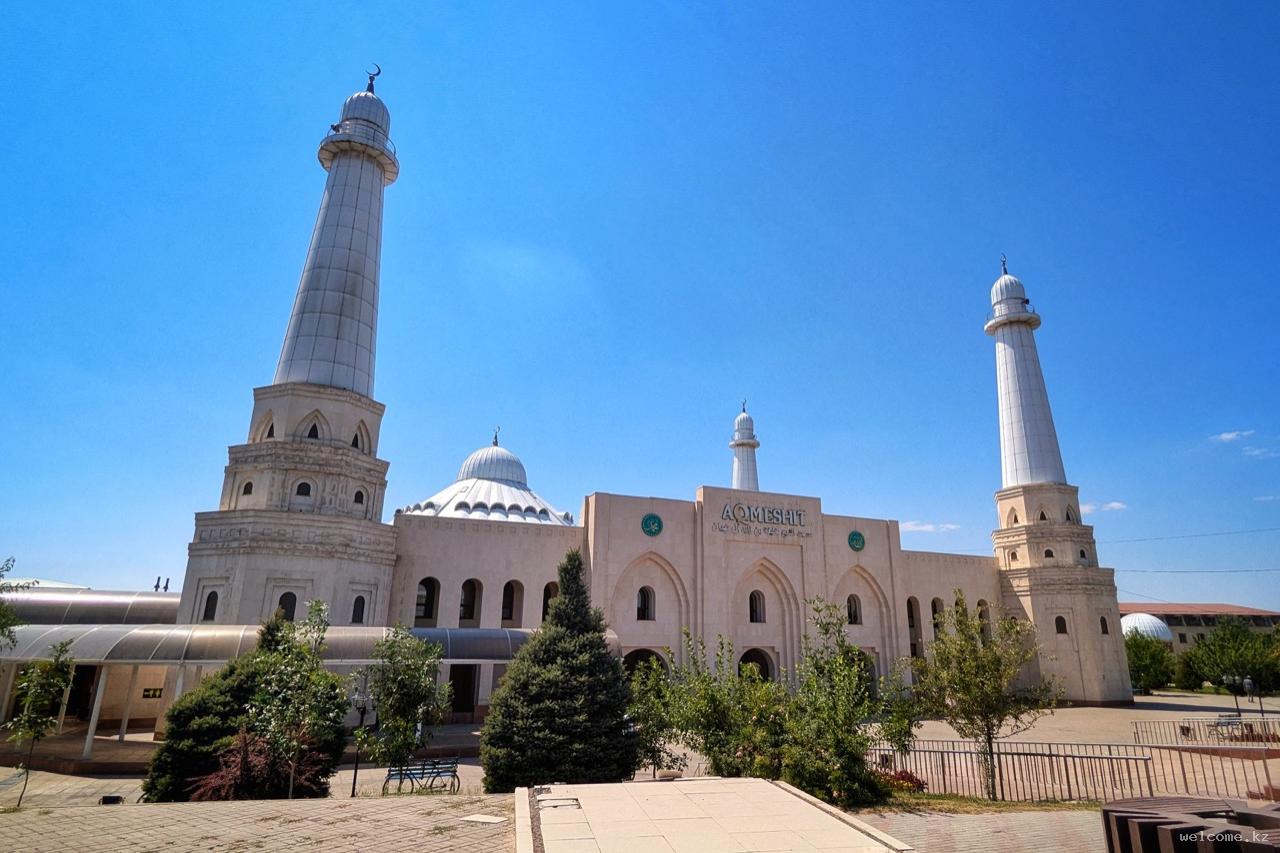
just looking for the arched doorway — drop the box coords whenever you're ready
[623,648,666,678]
[738,648,773,680]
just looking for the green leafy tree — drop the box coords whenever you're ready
[1181,617,1279,694]
[143,611,344,802]
[910,591,1059,800]
[2,641,73,808]
[666,632,791,779]
[480,549,638,792]
[249,601,349,799]
[1124,630,1175,694]
[627,656,686,777]
[781,599,892,807]
[0,556,33,650]
[356,625,451,773]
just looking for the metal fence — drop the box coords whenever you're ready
[869,739,1278,803]
[1132,716,1280,747]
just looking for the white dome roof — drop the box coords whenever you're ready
[1121,612,1174,642]
[399,440,574,526]
[341,90,390,133]
[990,272,1026,306]
[734,410,754,431]
[457,444,528,486]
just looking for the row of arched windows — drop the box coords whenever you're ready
[1008,547,1090,562]
[254,414,371,455]
[1008,506,1079,526]
[415,578,560,628]
[238,480,368,506]
[201,590,367,625]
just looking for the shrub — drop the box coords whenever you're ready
[875,768,927,793]
[480,549,638,792]
[189,730,332,801]
[356,625,451,771]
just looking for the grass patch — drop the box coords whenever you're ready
[0,805,20,814]
[855,792,1101,815]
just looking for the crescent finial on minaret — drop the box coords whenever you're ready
[366,63,382,93]
[493,426,500,446]
[1001,253,1008,275]
[742,398,747,413]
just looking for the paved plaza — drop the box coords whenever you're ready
[0,791,515,853]
[525,777,909,852]
[860,809,1101,853]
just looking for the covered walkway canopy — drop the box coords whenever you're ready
[0,624,537,666]
[1,589,180,625]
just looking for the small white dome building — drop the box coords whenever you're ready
[1121,612,1174,643]
[399,436,574,525]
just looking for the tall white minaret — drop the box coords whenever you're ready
[984,256,1067,488]
[180,72,399,628]
[730,401,760,491]
[984,258,1133,706]
[275,68,399,397]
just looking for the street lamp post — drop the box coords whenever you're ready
[350,674,371,798]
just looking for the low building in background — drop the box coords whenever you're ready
[1118,602,1280,654]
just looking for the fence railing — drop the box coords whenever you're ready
[869,739,1278,804]
[1132,716,1280,747]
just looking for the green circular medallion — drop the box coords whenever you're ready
[847,530,866,552]
[641,513,664,537]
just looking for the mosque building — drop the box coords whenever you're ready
[0,76,1132,747]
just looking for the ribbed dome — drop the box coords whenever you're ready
[990,273,1026,306]
[341,91,390,133]
[457,444,528,486]
[734,410,754,432]
[1121,613,1174,643]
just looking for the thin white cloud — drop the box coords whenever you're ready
[900,521,960,532]
[1255,496,1280,502]
[1210,430,1255,443]
[1243,446,1279,459]
[1081,501,1127,515]
[1101,501,1128,511]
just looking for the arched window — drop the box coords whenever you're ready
[459,579,481,624]
[266,423,275,439]
[931,597,945,638]
[1039,510,1048,522]
[501,581,524,626]
[748,590,766,624]
[351,434,361,449]
[295,482,312,497]
[307,423,320,439]
[1055,615,1068,635]
[351,595,366,624]
[906,597,923,658]
[636,586,655,621]
[202,590,218,622]
[354,490,365,505]
[977,599,992,639]
[1044,549,1055,558]
[1079,549,1088,560]
[1100,616,1109,635]
[415,578,439,627]
[1007,509,1020,526]
[1009,550,1019,563]
[278,592,297,622]
[541,582,559,621]
[1066,507,1076,523]
[242,481,253,496]
[846,594,862,625]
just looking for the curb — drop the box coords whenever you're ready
[770,780,915,852]
[514,786,534,853]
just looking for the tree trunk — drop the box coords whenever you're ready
[17,739,36,808]
[983,727,997,801]
[287,755,296,800]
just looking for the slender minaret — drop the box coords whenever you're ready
[984,258,1132,704]
[730,401,760,491]
[985,256,1067,488]
[275,68,399,396]
[178,72,399,628]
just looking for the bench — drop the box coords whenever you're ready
[383,757,461,794]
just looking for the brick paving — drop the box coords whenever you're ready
[0,791,515,852]
[859,809,1102,852]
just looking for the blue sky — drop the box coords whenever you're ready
[2,3,1277,608]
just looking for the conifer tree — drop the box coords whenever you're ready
[480,549,638,792]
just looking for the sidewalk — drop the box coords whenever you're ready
[859,809,1101,853]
